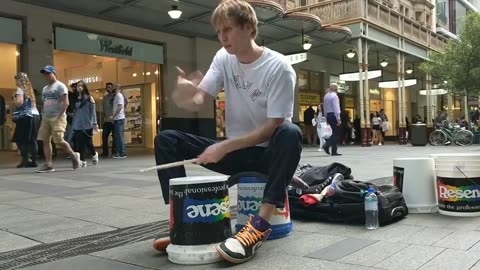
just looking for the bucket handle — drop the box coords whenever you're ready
[455,166,480,187]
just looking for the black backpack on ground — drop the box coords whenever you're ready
[289,165,408,225]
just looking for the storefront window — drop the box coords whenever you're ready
[0,43,19,150]
[54,50,161,148]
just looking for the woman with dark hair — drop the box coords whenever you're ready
[72,80,98,167]
[12,72,41,168]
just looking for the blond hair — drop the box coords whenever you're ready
[14,72,36,106]
[211,0,258,38]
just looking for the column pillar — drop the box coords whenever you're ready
[400,53,407,144]
[364,40,372,146]
[358,38,367,146]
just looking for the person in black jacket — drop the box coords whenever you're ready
[64,83,77,149]
[0,95,5,126]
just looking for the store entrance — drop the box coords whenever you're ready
[0,42,20,151]
[54,50,161,149]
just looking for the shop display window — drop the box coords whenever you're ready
[0,43,20,150]
[54,50,160,148]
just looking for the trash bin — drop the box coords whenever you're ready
[410,123,428,146]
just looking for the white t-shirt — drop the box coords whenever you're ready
[113,92,125,120]
[42,81,68,117]
[372,117,381,126]
[198,47,296,146]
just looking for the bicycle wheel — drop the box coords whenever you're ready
[429,130,448,146]
[454,130,474,146]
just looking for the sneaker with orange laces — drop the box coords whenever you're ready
[153,236,171,253]
[216,215,271,264]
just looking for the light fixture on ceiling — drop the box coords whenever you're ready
[15,51,19,56]
[155,70,159,75]
[303,40,312,50]
[419,89,448,95]
[339,70,382,81]
[406,67,413,74]
[346,50,356,58]
[379,79,417,88]
[380,59,388,67]
[132,73,137,77]
[168,5,182,19]
[87,33,98,40]
[146,72,151,76]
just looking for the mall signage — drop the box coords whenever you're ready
[98,39,133,56]
[285,52,308,65]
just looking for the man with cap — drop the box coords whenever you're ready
[36,65,80,172]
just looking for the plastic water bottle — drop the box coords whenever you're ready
[364,187,379,230]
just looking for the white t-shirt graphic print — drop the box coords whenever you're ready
[199,47,296,146]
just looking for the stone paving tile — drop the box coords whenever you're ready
[17,177,105,188]
[418,249,480,270]
[342,224,425,242]
[76,195,166,214]
[91,240,208,270]
[305,238,377,261]
[31,224,117,243]
[374,245,445,270]
[6,196,97,215]
[2,216,102,237]
[293,220,362,236]
[339,241,409,266]
[399,227,454,246]
[0,230,41,253]
[412,213,459,228]
[0,190,40,202]
[272,232,346,256]
[21,255,154,270]
[207,252,349,270]
[0,212,60,228]
[0,180,96,197]
[433,230,480,250]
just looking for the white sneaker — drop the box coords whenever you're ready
[379,143,382,146]
[92,152,99,165]
[318,148,323,152]
[81,161,87,167]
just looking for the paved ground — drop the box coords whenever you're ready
[1,143,480,269]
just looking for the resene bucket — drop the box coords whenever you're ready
[167,176,232,265]
[235,174,292,240]
[392,158,437,213]
[432,154,480,217]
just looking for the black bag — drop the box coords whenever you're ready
[289,179,408,225]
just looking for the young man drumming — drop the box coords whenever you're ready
[153,0,302,264]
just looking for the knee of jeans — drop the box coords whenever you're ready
[155,130,180,148]
[273,123,302,143]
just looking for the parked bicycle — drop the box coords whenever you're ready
[429,121,474,146]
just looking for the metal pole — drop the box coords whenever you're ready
[426,74,432,128]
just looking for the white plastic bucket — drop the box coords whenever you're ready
[432,154,480,217]
[235,174,292,240]
[393,158,437,213]
[167,176,232,265]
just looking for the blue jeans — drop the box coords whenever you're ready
[113,119,126,156]
[154,123,303,207]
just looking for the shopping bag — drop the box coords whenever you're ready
[321,123,332,139]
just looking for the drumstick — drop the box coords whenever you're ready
[139,158,198,172]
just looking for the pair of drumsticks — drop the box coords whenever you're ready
[139,159,310,189]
